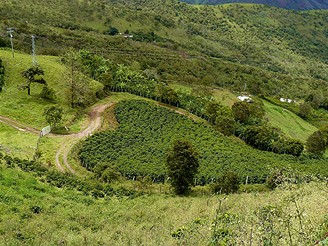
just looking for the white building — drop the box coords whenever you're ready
[238,95,252,102]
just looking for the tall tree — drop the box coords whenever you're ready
[21,66,46,95]
[64,50,95,108]
[166,140,199,195]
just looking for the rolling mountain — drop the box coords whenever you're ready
[181,0,328,10]
[1,0,328,99]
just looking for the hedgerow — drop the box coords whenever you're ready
[79,100,328,184]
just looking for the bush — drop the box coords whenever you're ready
[104,26,119,36]
[43,105,63,128]
[306,131,327,157]
[93,162,122,183]
[40,85,56,101]
[211,171,240,194]
[272,139,304,157]
[266,169,285,189]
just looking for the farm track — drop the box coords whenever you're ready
[54,103,114,173]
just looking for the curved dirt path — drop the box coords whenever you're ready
[55,103,114,173]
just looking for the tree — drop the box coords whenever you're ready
[154,82,179,106]
[272,138,304,157]
[105,26,119,36]
[240,124,280,151]
[232,101,251,123]
[205,102,230,124]
[20,66,47,95]
[306,131,327,157]
[299,102,312,119]
[43,105,63,128]
[64,50,96,108]
[40,85,56,101]
[215,115,236,136]
[211,171,240,194]
[166,140,199,195]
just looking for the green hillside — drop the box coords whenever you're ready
[263,100,318,142]
[181,0,328,10]
[0,163,327,245]
[0,123,38,158]
[0,1,327,244]
[0,49,102,128]
[1,0,328,101]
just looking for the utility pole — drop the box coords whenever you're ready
[31,35,37,66]
[6,28,15,58]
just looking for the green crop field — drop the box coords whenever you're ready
[80,100,328,184]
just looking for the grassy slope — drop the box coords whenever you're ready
[0,49,104,160]
[263,100,318,142]
[0,166,326,245]
[0,49,104,127]
[0,48,321,165]
[170,83,318,142]
[0,123,38,159]
[0,49,72,128]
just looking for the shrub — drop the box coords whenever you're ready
[93,162,122,183]
[266,169,285,189]
[272,139,304,157]
[306,131,327,157]
[211,171,240,194]
[40,85,56,101]
[104,26,119,36]
[43,105,63,128]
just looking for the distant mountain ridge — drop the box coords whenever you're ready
[181,0,328,10]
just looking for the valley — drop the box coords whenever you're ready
[0,0,327,244]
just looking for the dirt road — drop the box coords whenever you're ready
[54,103,113,173]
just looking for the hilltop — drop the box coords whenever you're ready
[181,0,328,10]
